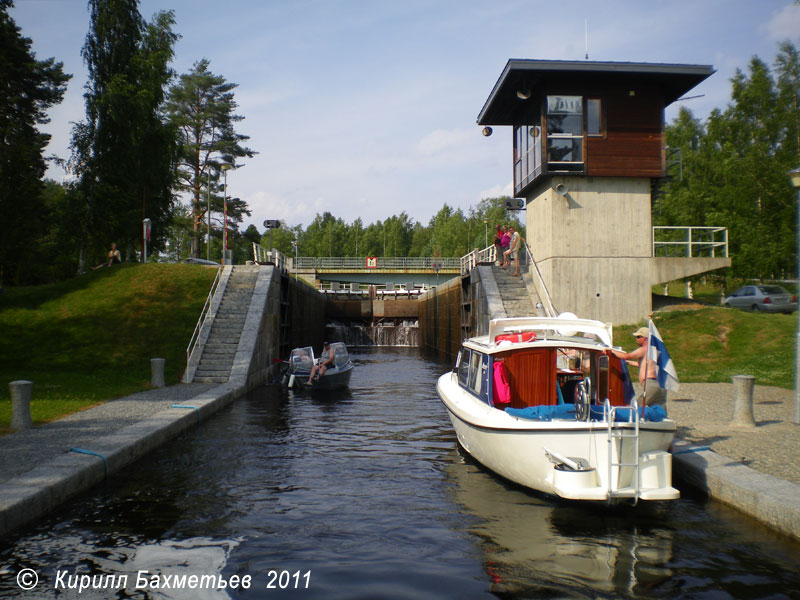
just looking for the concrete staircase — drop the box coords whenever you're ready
[492,264,545,317]
[192,266,259,384]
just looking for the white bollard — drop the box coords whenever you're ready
[151,358,166,388]
[10,380,34,430]
[731,374,756,429]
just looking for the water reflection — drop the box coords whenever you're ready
[0,349,798,599]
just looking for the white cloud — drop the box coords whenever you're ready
[760,3,800,42]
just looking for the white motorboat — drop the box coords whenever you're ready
[437,315,679,504]
[283,342,354,390]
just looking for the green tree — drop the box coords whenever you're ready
[165,59,256,258]
[0,0,70,284]
[70,0,178,265]
[662,44,800,281]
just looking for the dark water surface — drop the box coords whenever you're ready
[1,348,799,599]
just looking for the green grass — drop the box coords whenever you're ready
[615,307,796,389]
[1,266,796,433]
[0,263,218,433]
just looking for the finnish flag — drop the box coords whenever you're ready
[647,320,679,391]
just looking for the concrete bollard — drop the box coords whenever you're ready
[151,358,166,388]
[10,380,34,430]
[731,374,756,429]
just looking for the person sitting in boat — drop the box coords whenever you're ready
[307,342,336,383]
[611,327,667,409]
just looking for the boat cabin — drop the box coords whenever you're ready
[455,318,633,412]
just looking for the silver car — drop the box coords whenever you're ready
[724,285,797,313]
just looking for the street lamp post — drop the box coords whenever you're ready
[221,163,231,264]
[484,218,488,248]
[788,166,800,425]
[206,169,211,262]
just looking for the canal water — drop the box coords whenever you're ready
[1,348,799,599]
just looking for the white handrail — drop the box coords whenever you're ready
[252,242,289,272]
[523,241,557,317]
[185,266,222,376]
[652,226,728,258]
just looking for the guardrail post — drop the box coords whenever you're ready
[731,374,756,429]
[10,380,34,430]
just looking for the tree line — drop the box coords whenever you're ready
[658,42,800,283]
[259,199,525,262]
[1,0,798,286]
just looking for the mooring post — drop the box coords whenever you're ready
[151,358,166,388]
[731,374,756,429]
[9,380,34,430]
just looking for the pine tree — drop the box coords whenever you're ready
[0,0,70,284]
[165,59,255,258]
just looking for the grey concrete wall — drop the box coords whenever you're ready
[524,176,731,326]
[229,268,327,391]
[288,277,327,350]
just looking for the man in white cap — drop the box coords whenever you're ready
[611,327,667,409]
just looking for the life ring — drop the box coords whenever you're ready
[494,331,537,344]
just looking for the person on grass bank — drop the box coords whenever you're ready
[91,243,121,269]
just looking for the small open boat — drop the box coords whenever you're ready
[437,315,679,504]
[283,342,354,390]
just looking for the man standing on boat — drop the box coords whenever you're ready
[611,327,667,409]
[307,342,336,384]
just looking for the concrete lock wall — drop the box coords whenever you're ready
[418,277,462,360]
[237,269,327,390]
[288,277,327,350]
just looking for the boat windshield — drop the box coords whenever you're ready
[330,342,349,367]
[289,347,315,371]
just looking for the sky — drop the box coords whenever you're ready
[10,0,800,233]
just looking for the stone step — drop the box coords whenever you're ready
[193,376,229,384]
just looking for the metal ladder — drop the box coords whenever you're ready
[605,399,641,502]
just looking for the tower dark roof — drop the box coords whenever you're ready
[477,59,714,125]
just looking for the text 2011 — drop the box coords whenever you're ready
[266,570,311,590]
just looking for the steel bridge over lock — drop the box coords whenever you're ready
[275,255,462,292]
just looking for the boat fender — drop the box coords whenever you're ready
[494,331,537,344]
[288,374,296,388]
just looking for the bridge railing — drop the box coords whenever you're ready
[319,281,427,297]
[652,226,728,258]
[252,243,289,272]
[294,256,460,270]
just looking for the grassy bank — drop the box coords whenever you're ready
[1,266,796,432]
[614,307,795,388]
[0,263,218,433]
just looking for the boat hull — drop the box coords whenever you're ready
[437,372,678,503]
[292,362,354,390]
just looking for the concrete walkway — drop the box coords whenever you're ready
[1,380,798,543]
[0,382,246,538]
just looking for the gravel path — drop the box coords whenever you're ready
[666,382,800,486]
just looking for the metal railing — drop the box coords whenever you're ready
[460,245,497,275]
[652,226,728,258]
[523,241,557,317]
[184,265,222,381]
[319,281,426,297]
[460,242,557,317]
[252,243,289,272]
[294,256,461,270]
